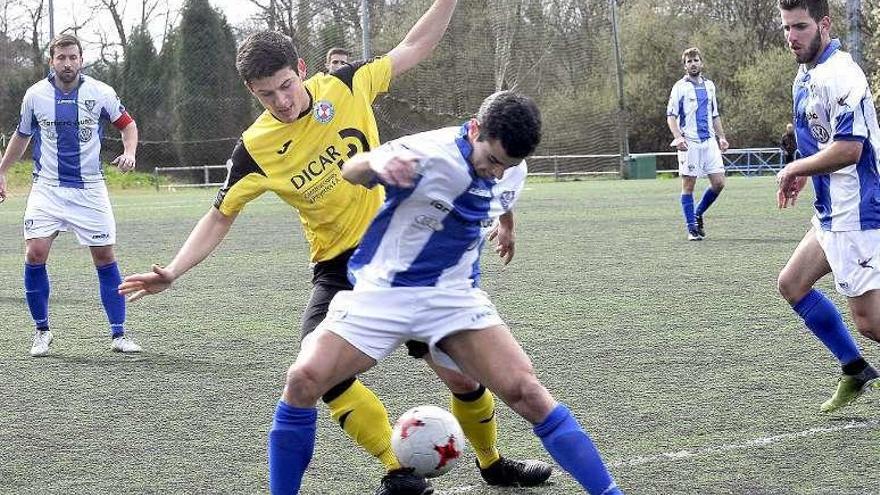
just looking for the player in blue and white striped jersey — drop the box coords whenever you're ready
[776,0,880,413]
[667,47,730,240]
[266,92,623,494]
[0,34,141,356]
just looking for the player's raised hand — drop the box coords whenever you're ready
[488,221,515,265]
[112,153,136,173]
[119,264,175,302]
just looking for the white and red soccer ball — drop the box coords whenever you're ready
[391,405,466,478]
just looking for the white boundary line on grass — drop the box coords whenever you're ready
[437,419,878,493]
[610,419,879,468]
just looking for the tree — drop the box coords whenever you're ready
[172,0,252,167]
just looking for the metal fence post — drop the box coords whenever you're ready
[553,156,559,181]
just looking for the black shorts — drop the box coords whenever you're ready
[300,248,429,359]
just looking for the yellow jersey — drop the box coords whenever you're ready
[214,57,391,262]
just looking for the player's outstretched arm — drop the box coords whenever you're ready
[112,121,138,173]
[119,207,237,301]
[0,133,32,203]
[342,151,420,188]
[387,0,457,77]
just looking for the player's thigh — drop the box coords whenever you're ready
[439,326,554,423]
[24,184,66,243]
[848,289,880,340]
[301,282,346,339]
[778,227,831,302]
[703,141,725,177]
[285,329,378,405]
[422,353,481,394]
[678,148,699,185]
[68,186,117,246]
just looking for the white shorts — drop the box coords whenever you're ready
[678,139,724,177]
[814,225,880,297]
[312,286,506,371]
[24,181,116,246]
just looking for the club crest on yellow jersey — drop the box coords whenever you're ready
[313,100,335,124]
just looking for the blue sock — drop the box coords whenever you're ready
[534,404,622,495]
[793,289,862,366]
[97,262,126,338]
[268,401,317,495]
[24,263,50,330]
[695,187,720,217]
[680,193,696,227]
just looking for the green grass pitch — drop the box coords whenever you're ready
[0,177,877,494]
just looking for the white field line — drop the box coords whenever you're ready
[435,420,879,493]
[610,419,879,468]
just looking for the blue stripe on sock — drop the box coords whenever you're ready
[269,401,317,494]
[793,289,861,365]
[24,263,50,330]
[680,193,696,227]
[534,404,621,495]
[695,187,719,216]
[97,262,126,338]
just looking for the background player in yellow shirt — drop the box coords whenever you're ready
[119,1,552,493]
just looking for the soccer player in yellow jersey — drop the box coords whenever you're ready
[119,1,552,493]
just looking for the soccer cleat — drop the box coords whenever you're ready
[30,330,53,357]
[687,226,703,241]
[478,457,553,487]
[374,468,434,495]
[111,335,143,353]
[820,365,879,413]
[696,215,706,238]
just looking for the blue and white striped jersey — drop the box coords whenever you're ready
[666,76,720,143]
[17,74,132,188]
[349,124,527,290]
[793,39,880,231]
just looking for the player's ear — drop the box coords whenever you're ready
[819,16,831,36]
[297,58,307,80]
[468,118,481,141]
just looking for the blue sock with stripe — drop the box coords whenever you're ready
[268,401,317,494]
[96,262,126,338]
[695,187,719,217]
[793,289,862,365]
[24,263,50,330]
[680,193,696,227]
[534,404,622,494]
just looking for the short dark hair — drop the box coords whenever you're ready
[325,47,351,63]
[681,47,701,64]
[476,91,542,159]
[236,31,300,83]
[778,0,829,23]
[49,34,82,58]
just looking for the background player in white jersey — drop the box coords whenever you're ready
[776,0,880,412]
[267,91,624,494]
[0,34,141,356]
[666,47,730,241]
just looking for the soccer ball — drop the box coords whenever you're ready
[391,405,466,478]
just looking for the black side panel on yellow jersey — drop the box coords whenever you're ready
[214,140,267,209]
[329,60,367,93]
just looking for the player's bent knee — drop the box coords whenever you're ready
[776,272,803,304]
[285,364,327,406]
[495,373,551,421]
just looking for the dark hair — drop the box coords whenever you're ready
[325,47,351,63]
[236,31,300,83]
[476,91,542,159]
[778,0,829,23]
[49,34,82,58]
[681,47,701,64]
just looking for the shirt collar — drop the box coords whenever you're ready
[455,122,474,167]
[815,38,841,66]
